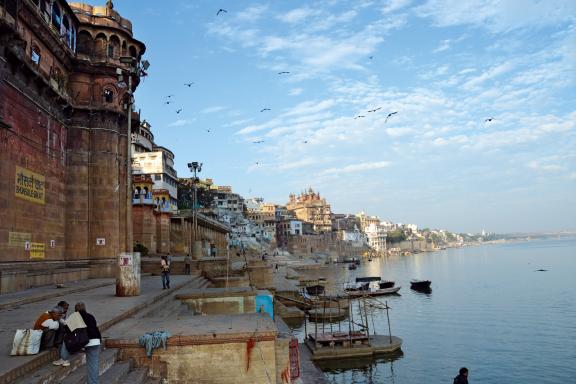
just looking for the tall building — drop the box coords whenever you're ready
[131,120,178,212]
[286,188,333,233]
[0,0,145,292]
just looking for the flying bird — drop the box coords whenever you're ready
[217,9,227,16]
[206,129,211,133]
[303,140,308,144]
[165,94,174,98]
[367,107,382,113]
[260,108,271,112]
[277,71,290,75]
[384,111,398,123]
[354,115,365,119]
[535,269,548,272]
[176,109,182,114]
[252,140,264,144]
[184,82,194,87]
[164,101,171,105]
[369,56,374,60]
[485,117,495,122]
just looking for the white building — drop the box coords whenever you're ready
[131,121,178,212]
[365,223,387,252]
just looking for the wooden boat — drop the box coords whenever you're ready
[346,286,401,298]
[308,307,348,322]
[306,284,325,296]
[378,281,395,289]
[410,280,431,290]
[355,276,381,283]
[344,282,369,291]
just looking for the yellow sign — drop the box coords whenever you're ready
[30,242,45,260]
[8,232,32,247]
[15,166,45,205]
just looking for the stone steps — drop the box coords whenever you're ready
[15,347,118,384]
[118,367,148,383]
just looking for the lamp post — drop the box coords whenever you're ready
[187,162,202,259]
[115,56,149,297]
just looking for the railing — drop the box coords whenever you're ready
[132,196,154,205]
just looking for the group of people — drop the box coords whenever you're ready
[33,301,101,384]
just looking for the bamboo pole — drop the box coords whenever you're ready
[386,300,392,344]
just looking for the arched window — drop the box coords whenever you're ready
[108,35,120,59]
[103,88,114,103]
[51,2,61,29]
[129,46,137,58]
[77,30,93,55]
[30,44,41,66]
[94,33,107,58]
[121,41,127,56]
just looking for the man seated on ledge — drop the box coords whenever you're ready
[33,306,64,350]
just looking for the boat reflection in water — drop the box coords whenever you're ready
[317,350,404,383]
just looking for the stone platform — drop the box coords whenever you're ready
[0,275,206,384]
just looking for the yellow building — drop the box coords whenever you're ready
[286,188,332,233]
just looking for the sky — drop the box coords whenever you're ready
[110,0,575,234]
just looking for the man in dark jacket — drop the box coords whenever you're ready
[453,367,469,384]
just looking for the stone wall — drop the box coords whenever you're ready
[116,339,279,383]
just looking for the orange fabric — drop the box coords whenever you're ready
[246,337,256,371]
[33,312,51,330]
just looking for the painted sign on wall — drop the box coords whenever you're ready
[30,243,45,260]
[8,231,32,247]
[15,166,45,204]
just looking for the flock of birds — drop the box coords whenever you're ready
[158,8,498,159]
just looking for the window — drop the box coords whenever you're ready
[154,174,161,181]
[103,89,114,103]
[31,46,41,65]
[5,0,17,17]
[51,2,61,28]
[107,44,114,58]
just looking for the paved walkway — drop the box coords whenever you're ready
[0,275,200,384]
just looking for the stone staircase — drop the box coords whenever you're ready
[12,274,212,384]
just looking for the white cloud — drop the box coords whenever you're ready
[167,119,195,127]
[288,88,304,96]
[416,0,576,32]
[236,5,268,22]
[381,0,412,14]
[321,161,391,175]
[528,161,566,173]
[277,7,321,24]
[461,62,516,90]
[201,106,227,114]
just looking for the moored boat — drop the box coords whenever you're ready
[378,281,395,289]
[306,284,325,296]
[410,280,432,290]
[346,286,401,297]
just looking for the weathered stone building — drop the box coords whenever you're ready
[0,0,145,293]
[286,188,333,233]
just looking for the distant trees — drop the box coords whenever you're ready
[386,229,407,244]
[177,180,214,210]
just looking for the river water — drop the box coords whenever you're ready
[288,238,576,383]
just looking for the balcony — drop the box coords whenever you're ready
[132,196,154,205]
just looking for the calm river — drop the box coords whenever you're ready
[289,238,576,383]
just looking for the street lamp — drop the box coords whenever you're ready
[187,162,202,258]
[116,56,149,297]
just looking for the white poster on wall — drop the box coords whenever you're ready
[96,238,106,246]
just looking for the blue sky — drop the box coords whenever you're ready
[112,0,575,233]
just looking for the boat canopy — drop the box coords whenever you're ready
[355,276,382,282]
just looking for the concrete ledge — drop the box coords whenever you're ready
[175,287,256,300]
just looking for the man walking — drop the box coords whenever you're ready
[184,253,191,275]
[161,255,170,289]
[453,367,469,384]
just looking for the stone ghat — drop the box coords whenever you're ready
[104,313,291,384]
